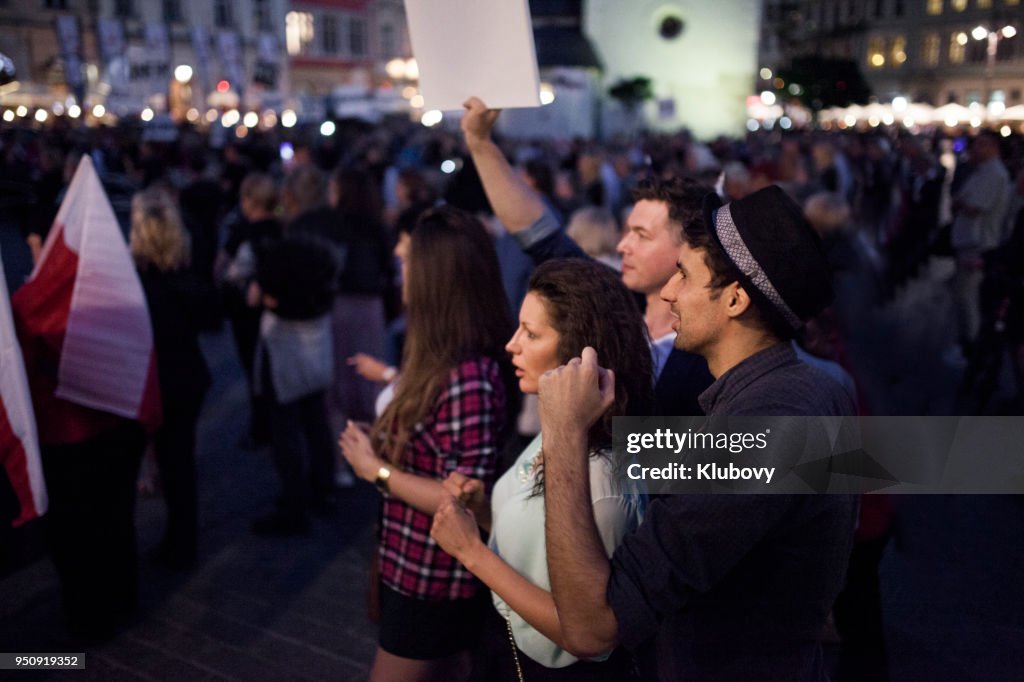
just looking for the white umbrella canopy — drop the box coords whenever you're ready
[842,104,866,121]
[999,104,1024,121]
[785,102,813,126]
[817,106,845,122]
[931,102,972,125]
[860,101,890,120]
[905,103,933,121]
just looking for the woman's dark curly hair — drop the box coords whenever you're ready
[526,259,653,491]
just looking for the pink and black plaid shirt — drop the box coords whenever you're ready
[379,356,506,600]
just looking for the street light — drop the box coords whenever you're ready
[972,24,1018,110]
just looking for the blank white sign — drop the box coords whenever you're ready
[404,0,541,111]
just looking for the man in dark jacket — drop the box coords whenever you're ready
[539,187,857,681]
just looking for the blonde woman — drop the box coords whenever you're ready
[131,187,217,568]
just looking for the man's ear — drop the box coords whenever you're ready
[723,282,751,319]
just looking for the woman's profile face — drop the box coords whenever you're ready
[505,292,561,395]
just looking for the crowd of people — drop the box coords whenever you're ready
[2,99,1024,680]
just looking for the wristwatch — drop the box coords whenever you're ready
[374,465,392,493]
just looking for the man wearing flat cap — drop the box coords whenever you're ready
[538,185,858,681]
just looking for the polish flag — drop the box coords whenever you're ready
[11,156,161,445]
[0,259,46,527]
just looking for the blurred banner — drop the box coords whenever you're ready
[96,19,128,96]
[253,32,280,90]
[217,30,245,96]
[144,23,172,93]
[191,26,212,97]
[54,15,85,104]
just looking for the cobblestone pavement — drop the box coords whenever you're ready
[0,326,380,681]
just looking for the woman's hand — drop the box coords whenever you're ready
[442,472,487,516]
[339,420,382,482]
[431,494,485,564]
[347,353,395,383]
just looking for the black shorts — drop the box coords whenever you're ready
[378,582,488,660]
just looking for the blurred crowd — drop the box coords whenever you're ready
[2,111,1023,678]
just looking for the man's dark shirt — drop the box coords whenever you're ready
[607,343,858,681]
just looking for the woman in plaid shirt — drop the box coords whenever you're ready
[340,206,513,681]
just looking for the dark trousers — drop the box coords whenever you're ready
[834,533,891,682]
[226,292,270,442]
[154,401,203,561]
[41,422,145,638]
[267,388,335,517]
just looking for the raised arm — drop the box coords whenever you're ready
[461,97,546,233]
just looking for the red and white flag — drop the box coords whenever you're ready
[0,258,47,527]
[11,156,160,445]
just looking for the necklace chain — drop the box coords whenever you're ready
[505,615,525,682]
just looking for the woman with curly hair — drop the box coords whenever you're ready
[431,258,653,680]
[339,206,514,682]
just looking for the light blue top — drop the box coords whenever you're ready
[488,435,645,668]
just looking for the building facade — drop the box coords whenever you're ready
[285,0,408,95]
[0,0,290,117]
[759,0,1023,107]
[583,0,761,138]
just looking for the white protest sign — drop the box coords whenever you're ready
[404,0,541,111]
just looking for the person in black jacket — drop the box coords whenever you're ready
[219,172,283,449]
[250,229,341,535]
[130,187,217,568]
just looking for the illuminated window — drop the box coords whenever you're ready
[978,0,992,8]
[1006,0,1020,6]
[927,0,942,14]
[949,32,966,63]
[890,35,907,66]
[868,36,886,67]
[922,32,940,65]
[286,11,314,56]
[951,0,966,10]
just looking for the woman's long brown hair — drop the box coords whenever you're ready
[371,206,512,464]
